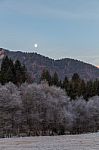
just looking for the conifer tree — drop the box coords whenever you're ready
[0,56,28,85]
[62,76,69,90]
[0,56,15,84]
[51,72,59,86]
[14,60,27,84]
[41,69,51,85]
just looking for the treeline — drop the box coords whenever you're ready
[0,82,99,138]
[0,56,99,101]
[0,56,28,85]
[41,70,99,100]
[0,56,99,137]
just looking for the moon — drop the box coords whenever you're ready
[34,44,38,48]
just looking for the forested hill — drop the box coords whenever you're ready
[0,48,99,81]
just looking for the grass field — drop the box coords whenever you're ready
[0,133,99,150]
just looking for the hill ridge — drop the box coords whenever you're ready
[0,48,99,81]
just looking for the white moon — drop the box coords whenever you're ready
[34,44,38,48]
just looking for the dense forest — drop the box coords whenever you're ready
[0,56,28,85]
[41,69,99,100]
[0,82,99,137]
[0,56,99,137]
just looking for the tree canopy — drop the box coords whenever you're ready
[41,69,99,100]
[0,56,28,85]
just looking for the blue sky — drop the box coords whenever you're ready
[0,0,99,66]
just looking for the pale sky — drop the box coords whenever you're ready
[0,0,99,66]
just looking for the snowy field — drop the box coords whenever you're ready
[0,133,99,150]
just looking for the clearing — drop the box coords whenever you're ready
[0,133,99,150]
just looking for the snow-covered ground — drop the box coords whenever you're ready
[0,133,99,150]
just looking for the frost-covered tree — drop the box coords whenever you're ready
[0,82,22,137]
[20,83,72,135]
[0,82,99,137]
[70,98,88,134]
[86,96,99,132]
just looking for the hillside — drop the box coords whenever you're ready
[0,48,99,81]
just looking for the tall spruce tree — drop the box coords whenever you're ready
[0,56,27,85]
[41,69,51,85]
[51,72,59,86]
[62,76,69,90]
[14,60,27,84]
[68,73,81,99]
[0,56,15,84]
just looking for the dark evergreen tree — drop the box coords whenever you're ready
[72,73,80,82]
[58,80,62,88]
[62,76,69,90]
[1,56,10,73]
[79,80,86,97]
[14,60,27,85]
[51,72,59,86]
[93,80,99,96]
[41,69,51,85]
[84,80,96,100]
[69,73,81,99]
[0,56,15,84]
[0,56,28,85]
